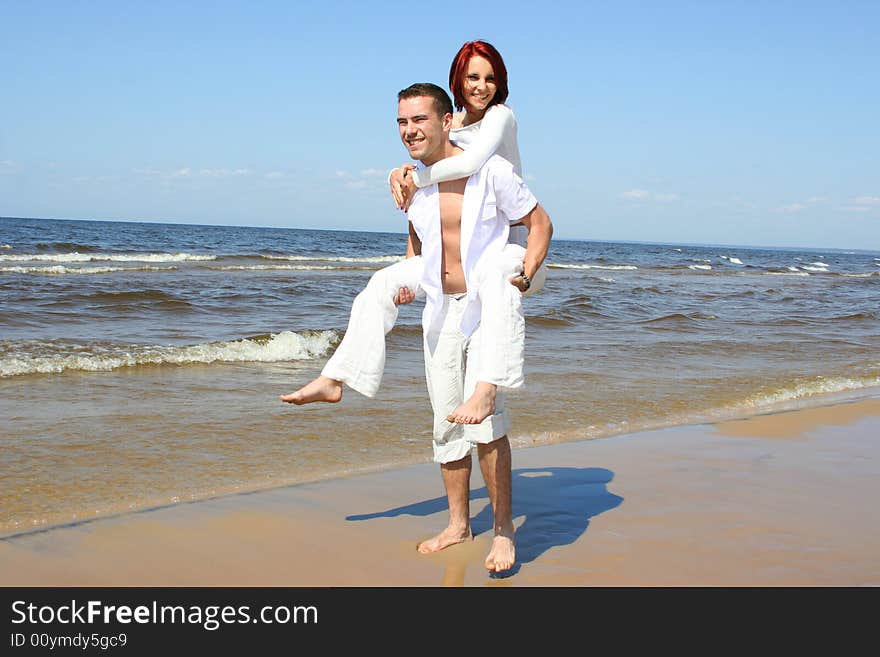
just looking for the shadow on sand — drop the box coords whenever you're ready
[346,466,623,578]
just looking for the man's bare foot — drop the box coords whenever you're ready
[279,376,342,405]
[416,525,473,554]
[485,530,516,573]
[448,382,497,424]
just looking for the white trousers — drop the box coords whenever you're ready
[321,244,546,398]
[424,294,510,463]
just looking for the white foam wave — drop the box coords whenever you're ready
[212,265,342,271]
[0,265,177,275]
[549,263,638,270]
[801,265,829,272]
[766,271,810,276]
[0,331,337,377]
[263,254,405,264]
[688,264,712,270]
[735,375,880,412]
[0,252,215,263]
[809,261,829,267]
[721,255,744,265]
[0,244,11,249]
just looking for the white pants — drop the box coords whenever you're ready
[321,243,546,398]
[424,294,510,463]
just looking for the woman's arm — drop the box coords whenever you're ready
[411,104,515,187]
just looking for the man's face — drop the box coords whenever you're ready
[397,96,451,165]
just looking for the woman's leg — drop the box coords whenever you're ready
[280,256,424,403]
[447,245,526,424]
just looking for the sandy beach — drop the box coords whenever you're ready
[2,397,878,587]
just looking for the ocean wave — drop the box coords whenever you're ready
[730,375,880,414]
[688,264,712,270]
[0,244,11,249]
[720,255,744,265]
[766,271,810,276]
[548,263,639,270]
[0,252,215,263]
[210,264,370,271]
[0,265,178,275]
[509,376,880,451]
[0,330,337,377]
[639,312,717,325]
[262,254,405,264]
[801,265,829,272]
[35,242,98,252]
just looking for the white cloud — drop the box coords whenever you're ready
[841,205,871,213]
[195,168,250,178]
[133,166,253,180]
[776,196,827,214]
[853,195,880,206]
[778,203,807,213]
[335,166,394,193]
[622,189,678,202]
[0,160,21,174]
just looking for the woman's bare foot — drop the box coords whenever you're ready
[485,529,516,573]
[279,376,343,405]
[448,382,497,424]
[416,525,473,554]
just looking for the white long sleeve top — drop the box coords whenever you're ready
[411,104,522,187]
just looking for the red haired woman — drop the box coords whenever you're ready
[282,41,547,427]
[390,41,524,246]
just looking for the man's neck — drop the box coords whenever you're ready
[420,141,463,167]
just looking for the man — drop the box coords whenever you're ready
[396,83,552,573]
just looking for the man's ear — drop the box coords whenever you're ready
[442,112,453,131]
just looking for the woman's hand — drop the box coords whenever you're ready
[390,164,417,211]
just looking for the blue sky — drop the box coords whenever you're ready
[1,1,878,249]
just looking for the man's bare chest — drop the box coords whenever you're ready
[438,179,467,232]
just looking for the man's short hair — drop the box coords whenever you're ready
[398,83,454,118]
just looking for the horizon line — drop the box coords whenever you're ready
[2,214,878,255]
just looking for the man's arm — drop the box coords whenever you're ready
[512,203,553,291]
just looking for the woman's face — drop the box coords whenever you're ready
[462,55,497,113]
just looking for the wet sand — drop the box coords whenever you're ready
[2,398,878,586]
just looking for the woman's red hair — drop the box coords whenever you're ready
[448,41,509,112]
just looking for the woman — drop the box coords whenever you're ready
[281,41,547,425]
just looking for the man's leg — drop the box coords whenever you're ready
[419,295,480,553]
[477,436,515,572]
[417,454,474,553]
[281,256,424,404]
